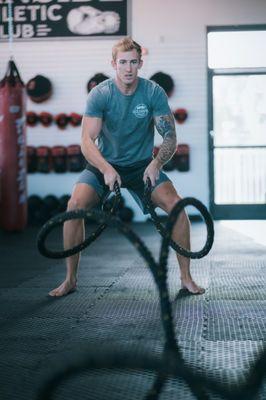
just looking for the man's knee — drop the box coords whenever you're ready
[67,186,100,211]
[162,196,181,214]
[152,183,182,213]
[67,196,97,211]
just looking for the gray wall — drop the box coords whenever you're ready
[1,0,266,220]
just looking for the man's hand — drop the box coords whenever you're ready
[103,165,121,191]
[143,159,161,187]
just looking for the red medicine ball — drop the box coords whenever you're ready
[173,108,188,124]
[54,113,69,129]
[39,112,53,127]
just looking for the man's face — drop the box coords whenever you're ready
[112,49,143,85]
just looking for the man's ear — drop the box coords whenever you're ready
[111,59,117,70]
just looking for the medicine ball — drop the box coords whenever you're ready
[173,108,188,124]
[26,111,39,127]
[26,75,52,103]
[27,146,37,173]
[36,146,51,173]
[150,72,175,97]
[69,113,82,127]
[43,195,60,219]
[87,73,109,93]
[27,195,44,226]
[39,112,53,127]
[58,194,70,212]
[54,113,69,129]
[51,146,67,173]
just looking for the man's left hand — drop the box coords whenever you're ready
[143,159,161,187]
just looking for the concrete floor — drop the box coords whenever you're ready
[220,220,266,247]
[0,220,265,400]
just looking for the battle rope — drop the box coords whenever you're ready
[36,207,265,400]
[144,178,214,259]
[37,179,214,259]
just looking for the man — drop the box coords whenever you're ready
[49,37,205,297]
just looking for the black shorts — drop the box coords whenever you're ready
[76,158,171,214]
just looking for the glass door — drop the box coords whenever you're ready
[208,27,266,219]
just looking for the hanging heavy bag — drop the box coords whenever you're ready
[0,59,27,231]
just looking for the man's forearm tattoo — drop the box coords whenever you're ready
[154,114,177,166]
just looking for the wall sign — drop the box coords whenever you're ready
[0,0,129,41]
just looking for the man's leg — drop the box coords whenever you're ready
[151,181,205,294]
[49,183,100,297]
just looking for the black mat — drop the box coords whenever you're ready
[0,222,265,400]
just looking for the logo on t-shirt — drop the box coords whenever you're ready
[133,104,149,118]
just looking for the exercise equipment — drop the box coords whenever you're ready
[149,72,175,97]
[26,75,52,103]
[43,195,60,219]
[87,73,109,93]
[27,146,37,173]
[58,194,70,212]
[28,194,70,225]
[28,195,44,226]
[102,193,125,212]
[54,113,69,129]
[0,59,27,231]
[26,111,39,127]
[69,112,82,127]
[51,146,67,173]
[36,201,265,400]
[39,112,53,127]
[37,179,214,259]
[144,179,213,258]
[173,108,188,124]
[36,146,51,173]
[67,145,85,172]
[38,184,121,258]
[176,144,190,172]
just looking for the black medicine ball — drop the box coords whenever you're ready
[87,73,109,93]
[149,72,175,97]
[26,75,52,103]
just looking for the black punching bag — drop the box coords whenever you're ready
[0,59,27,231]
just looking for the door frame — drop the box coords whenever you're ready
[207,25,266,220]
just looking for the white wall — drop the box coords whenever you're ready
[1,0,266,221]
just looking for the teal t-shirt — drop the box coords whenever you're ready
[84,77,171,166]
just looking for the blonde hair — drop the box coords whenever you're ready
[112,37,142,61]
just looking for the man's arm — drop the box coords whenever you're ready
[143,113,177,186]
[81,116,107,172]
[81,116,121,189]
[153,113,177,168]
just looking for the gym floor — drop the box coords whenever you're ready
[0,220,265,400]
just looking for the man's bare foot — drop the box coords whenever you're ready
[181,278,205,295]
[49,280,77,297]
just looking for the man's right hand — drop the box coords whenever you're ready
[103,165,121,191]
